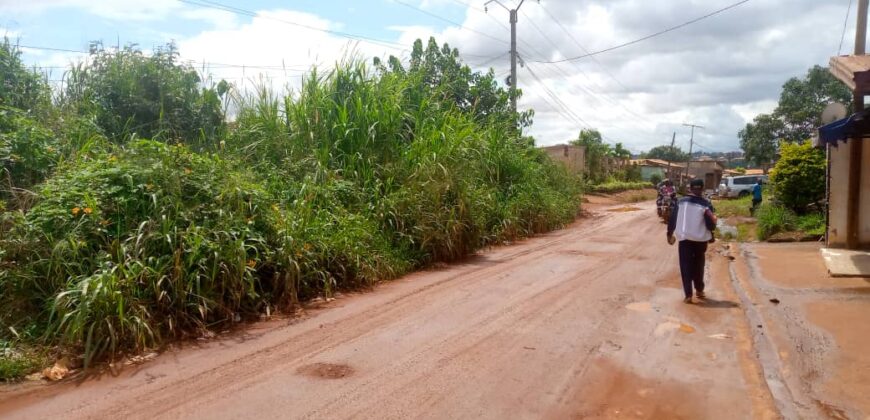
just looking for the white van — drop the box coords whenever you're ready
[717,175,768,198]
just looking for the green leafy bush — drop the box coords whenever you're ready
[0,107,61,194]
[769,141,825,212]
[63,43,226,148]
[0,38,52,114]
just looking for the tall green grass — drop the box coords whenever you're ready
[0,54,581,367]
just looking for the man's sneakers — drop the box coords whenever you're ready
[683,296,693,304]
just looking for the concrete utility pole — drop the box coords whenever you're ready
[847,0,868,248]
[485,0,537,117]
[666,131,676,182]
[682,123,704,186]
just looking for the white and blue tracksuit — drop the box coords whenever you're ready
[667,195,717,298]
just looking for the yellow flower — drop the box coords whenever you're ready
[71,207,81,216]
[83,207,93,215]
[108,155,117,162]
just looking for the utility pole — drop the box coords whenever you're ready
[486,0,537,120]
[665,131,676,182]
[682,123,704,187]
[847,0,868,248]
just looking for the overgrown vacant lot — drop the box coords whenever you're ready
[0,38,582,374]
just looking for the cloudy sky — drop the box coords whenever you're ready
[0,0,856,153]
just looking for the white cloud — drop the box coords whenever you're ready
[5,0,853,153]
[176,9,400,94]
[3,0,238,26]
[391,0,850,151]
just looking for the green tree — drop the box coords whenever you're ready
[769,141,826,212]
[738,113,784,168]
[776,65,851,142]
[644,145,689,162]
[570,128,612,183]
[612,142,631,160]
[739,65,850,166]
[63,42,226,147]
[377,37,533,132]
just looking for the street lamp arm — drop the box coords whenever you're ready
[484,0,510,12]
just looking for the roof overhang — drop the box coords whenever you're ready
[829,55,870,94]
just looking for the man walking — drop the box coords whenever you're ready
[667,179,717,304]
[750,179,763,215]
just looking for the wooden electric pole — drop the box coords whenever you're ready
[847,0,868,248]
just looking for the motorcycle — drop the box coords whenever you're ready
[657,193,676,223]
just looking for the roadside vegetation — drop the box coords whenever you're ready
[588,181,649,194]
[0,38,582,378]
[716,64,839,244]
[715,141,826,242]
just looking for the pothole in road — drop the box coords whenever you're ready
[297,363,355,379]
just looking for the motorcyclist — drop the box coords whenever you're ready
[657,179,676,206]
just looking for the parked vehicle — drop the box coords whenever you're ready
[717,175,768,198]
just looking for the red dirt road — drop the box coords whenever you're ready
[0,201,779,419]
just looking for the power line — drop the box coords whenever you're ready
[531,0,751,64]
[394,0,508,45]
[839,0,855,55]
[525,62,595,132]
[536,4,631,92]
[17,44,316,73]
[469,52,510,68]
[516,10,659,129]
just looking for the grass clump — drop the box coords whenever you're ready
[755,204,825,241]
[713,195,753,218]
[0,341,46,381]
[756,204,796,239]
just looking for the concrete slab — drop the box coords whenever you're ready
[821,248,870,277]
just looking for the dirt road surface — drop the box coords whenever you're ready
[0,200,782,419]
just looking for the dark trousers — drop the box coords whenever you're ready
[751,198,761,215]
[678,240,708,298]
